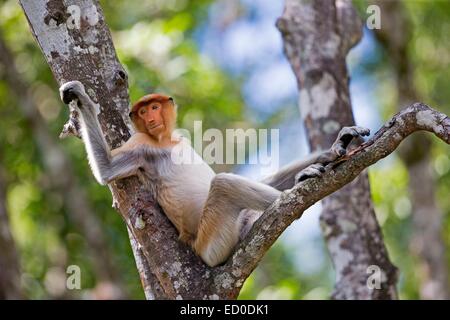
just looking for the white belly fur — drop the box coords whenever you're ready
[156,140,215,237]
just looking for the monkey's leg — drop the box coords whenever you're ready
[194,173,281,267]
[262,126,370,189]
[260,152,324,190]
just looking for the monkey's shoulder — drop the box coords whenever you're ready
[111,133,148,156]
[112,133,176,156]
[126,132,156,148]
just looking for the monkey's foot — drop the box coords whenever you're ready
[331,126,370,157]
[295,163,325,183]
[59,81,86,104]
[238,209,262,240]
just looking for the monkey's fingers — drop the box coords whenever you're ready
[295,163,325,183]
[61,88,78,104]
[59,81,85,104]
[331,142,347,157]
[333,126,370,154]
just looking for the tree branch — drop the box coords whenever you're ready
[222,103,450,289]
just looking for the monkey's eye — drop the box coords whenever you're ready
[139,108,147,115]
[152,105,159,110]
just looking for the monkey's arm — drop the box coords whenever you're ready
[59,81,143,185]
[262,126,370,190]
[111,133,150,157]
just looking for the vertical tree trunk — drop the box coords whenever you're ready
[0,160,23,299]
[277,0,398,299]
[374,0,449,299]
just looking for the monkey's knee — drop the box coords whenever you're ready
[209,173,234,194]
[194,229,238,267]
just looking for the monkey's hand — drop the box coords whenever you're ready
[295,126,369,183]
[331,126,370,157]
[317,126,370,164]
[59,81,93,108]
[295,163,326,183]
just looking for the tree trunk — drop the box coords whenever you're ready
[374,0,449,299]
[277,0,398,299]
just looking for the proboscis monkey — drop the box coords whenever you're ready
[60,81,369,267]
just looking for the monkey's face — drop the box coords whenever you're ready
[131,94,176,140]
[137,102,166,137]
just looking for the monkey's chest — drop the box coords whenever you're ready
[156,163,214,234]
[140,143,215,234]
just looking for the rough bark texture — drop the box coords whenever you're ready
[374,0,449,300]
[277,0,398,299]
[0,160,23,299]
[0,31,126,298]
[19,0,450,300]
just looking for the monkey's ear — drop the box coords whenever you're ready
[129,111,133,118]
[169,97,174,102]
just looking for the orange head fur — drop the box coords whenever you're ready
[129,94,177,141]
